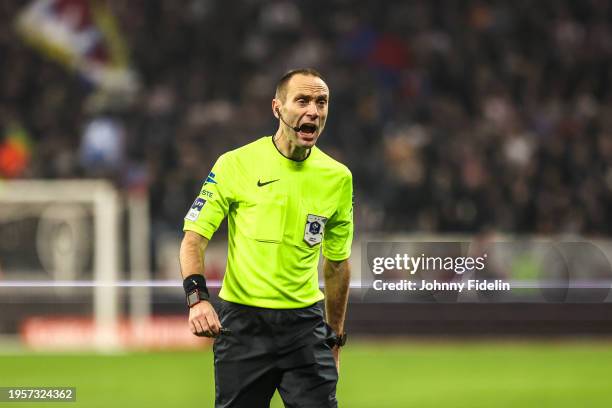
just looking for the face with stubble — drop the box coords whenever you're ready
[274,74,330,149]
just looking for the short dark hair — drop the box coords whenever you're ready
[275,68,326,101]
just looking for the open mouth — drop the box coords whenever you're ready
[298,123,318,134]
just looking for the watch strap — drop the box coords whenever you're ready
[335,332,347,347]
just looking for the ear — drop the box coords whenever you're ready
[272,99,280,119]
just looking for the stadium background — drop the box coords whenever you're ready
[1,0,612,407]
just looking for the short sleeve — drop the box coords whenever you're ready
[322,171,354,261]
[183,153,235,239]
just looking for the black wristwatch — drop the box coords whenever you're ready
[186,289,210,307]
[334,332,347,347]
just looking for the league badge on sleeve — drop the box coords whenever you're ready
[303,214,327,246]
[185,198,206,221]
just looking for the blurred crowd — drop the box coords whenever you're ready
[1,0,612,238]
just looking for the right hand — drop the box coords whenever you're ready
[189,301,222,337]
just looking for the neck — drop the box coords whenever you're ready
[273,128,311,161]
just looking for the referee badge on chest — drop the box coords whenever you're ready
[304,214,327,246]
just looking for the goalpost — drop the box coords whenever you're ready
[0,179,150,350]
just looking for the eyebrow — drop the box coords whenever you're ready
[294,93,328,100]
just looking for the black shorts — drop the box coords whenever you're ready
[213,299,339,408]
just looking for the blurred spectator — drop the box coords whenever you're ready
[79,116,125,178]
[0,121,32,178]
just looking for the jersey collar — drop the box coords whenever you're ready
[271,135,312,163]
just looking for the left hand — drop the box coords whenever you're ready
[332,345,340,373]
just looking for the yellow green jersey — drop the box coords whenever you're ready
[183,136,353,309]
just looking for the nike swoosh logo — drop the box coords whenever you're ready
[257,179,280,187]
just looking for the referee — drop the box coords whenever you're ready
[179,68,352,408]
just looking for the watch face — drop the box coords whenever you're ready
[187,290,200,307]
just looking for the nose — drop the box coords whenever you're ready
[305,101,319,118]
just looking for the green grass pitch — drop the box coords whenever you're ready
[1,340,611,407]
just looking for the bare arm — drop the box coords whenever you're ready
[179,231,209,278]
[323,257,350,334]
[323,257,350,336]
[179,231,221,337]
[323,257,350,371]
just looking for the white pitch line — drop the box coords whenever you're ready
[0,280,218,288]
[0,280,362,288]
